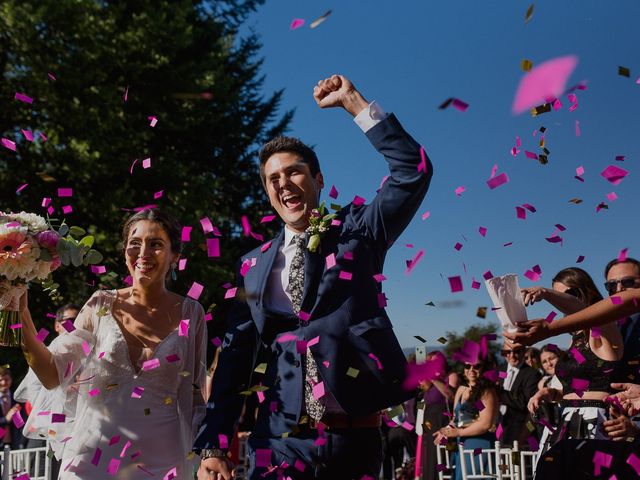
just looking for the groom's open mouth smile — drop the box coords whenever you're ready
[282,193,303,210]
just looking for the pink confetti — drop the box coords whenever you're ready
[255,449,272,468]
[179,319,190,337]
[368,353,383,370]
[148,116,158,127]
[48,72,57,81]
[36,328,49,342]
[92,448,102,466]
[131,386,144,398]
[62,205,73,214]
[21,129,34,142]
[224,287,238,299]
[421,210,430,220]
[600,165,629,185]
[329,185,339,199]
[58,187,73,197]
[570,347,586,364]
[312,381,325,400]
[178,258,187,271]
[261,241,273,253]
[487,172,509,190]
[343,251,354,260]
[454,186,466,196]
[610,296,622,305]
[615,155,626,161]
[123,86,129,102]
[206,238,220,257]
[576,255,585,263]
[142,359,160,371]
[163,467,178,480]
[451,99,469,112]
[418,146,428,173]
[260,215,276,223]
[91,265,107,274]
[405,249,425,275]
[290,18,305,30]
[524,269,541,282]
[606,192,618,202]
[2,138,16,151]
[9,323,22,330]
[471,279,481,289]
[200,217,214,234]
[627,453,640,476]
[165,354,180,363]
[373,273,386,282]
[512,55,579,114]
[15,92,33,104]
[12,411,24,428]
[339,271,353,281]
[448,276,463,293]
[575,120,581,136]
[107,458,121,475]
[454,242,463,251]
[377,292,387,308]
[352,195,366,206]
[325,253,336,269]
[187,281,204,300]
[617,248,628,262]
[141,158,151,169]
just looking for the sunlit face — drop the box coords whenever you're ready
[502,346,524,367]
[0,374,11,393]
[125,220,178,287]
[606,262,640,294]
[540,351,558,375]
[463,363,482,383]
[263,152,324,234]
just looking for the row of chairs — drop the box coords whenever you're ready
[436,441,540,480]
[1,444,52,480]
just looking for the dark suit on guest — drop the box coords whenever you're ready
[195,113,432,478]
[620,313,640,382]
[499,364,541,445]
[0,391,24,451]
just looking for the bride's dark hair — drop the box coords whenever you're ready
[121,209,182,255]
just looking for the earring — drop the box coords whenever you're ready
[170,263,177,281]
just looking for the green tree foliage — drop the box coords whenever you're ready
[0,0,293,379]
[444,321,501,372]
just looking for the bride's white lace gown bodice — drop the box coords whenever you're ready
[16,290,207,479]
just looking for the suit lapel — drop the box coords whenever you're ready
[256,230,284,308]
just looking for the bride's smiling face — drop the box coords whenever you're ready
[125,220,178,286]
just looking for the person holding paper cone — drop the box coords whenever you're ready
[517,268,627,478]
[14,209,207,479]
[195,74,433,480]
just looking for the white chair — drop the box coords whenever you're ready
[519,450,540,480]
[7,444,51,480]
[436,443,454,480]
[495,441,519,480]
[234,434,250,480]
[458,440,500,479]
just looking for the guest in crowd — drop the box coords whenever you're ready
[524,267,623,477]
[498,343,541,446]
[433,358,498,480]
[524,347,542,374]
[421,351,454,480]
[53,303,80,336]
[537,344,564,391]
[0,367,24,450]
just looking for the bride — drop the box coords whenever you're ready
[16,209,207,479]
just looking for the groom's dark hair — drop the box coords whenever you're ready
[259,136,321,182]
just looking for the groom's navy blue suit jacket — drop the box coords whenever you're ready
[195,113,433,446]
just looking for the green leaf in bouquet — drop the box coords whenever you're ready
[58,224,69,236]
[322,213,337,222]
[307,234,321,252]
[56,238,71,264]
[68,226,86,238]
[70,243,83,267]
[79,235,95,248]
[84,249,104,265]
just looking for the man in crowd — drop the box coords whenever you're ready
[0,367,24,450]
[53,303,80,336]
[499,344,541,445]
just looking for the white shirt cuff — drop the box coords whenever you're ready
[354,101,388,133]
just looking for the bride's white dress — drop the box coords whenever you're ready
[16,289,207,479]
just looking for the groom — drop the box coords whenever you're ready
[195,74,433,479]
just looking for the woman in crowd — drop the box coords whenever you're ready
[537,344,563,391]
[524,347,542,374]
[16,209,207,479]
[433,357,499,480]
[421,351,454,480]
[522,267,623,477]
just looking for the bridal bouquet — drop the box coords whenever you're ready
[0,211,103,346]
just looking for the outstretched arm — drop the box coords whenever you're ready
[313,74,370,117]
[505,288,640,347]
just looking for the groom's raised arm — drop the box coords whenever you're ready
[314,74,433,246]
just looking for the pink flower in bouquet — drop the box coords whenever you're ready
[36,230,62,271]
[0,229,38,281]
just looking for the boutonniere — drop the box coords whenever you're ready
[305,202,337,253]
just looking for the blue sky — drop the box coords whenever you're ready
[242,0,640,350]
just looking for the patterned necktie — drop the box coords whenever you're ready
[289,234,325,422]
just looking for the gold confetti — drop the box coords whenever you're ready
[164,397,173,405]
[476,307,487,319]
[414,335,427,343]
[346,367,360,378]
[310,10,332,29]
[530,103,551,116]
[521,59,533,71]
[619,66,631,77]
[254,363,267,374]
[425,301,436,307]
[144,408,151,416]
[524,4,534,23]
[35,171,57,182]
[330,203,342,211]
[568,198,583,204]
[437,336,447,344]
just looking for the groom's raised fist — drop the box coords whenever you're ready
[313,74,368,117]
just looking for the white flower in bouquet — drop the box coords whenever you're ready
[0,225,40,281]
[0,211,49,234]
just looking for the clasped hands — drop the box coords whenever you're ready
[432,424,459,445]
